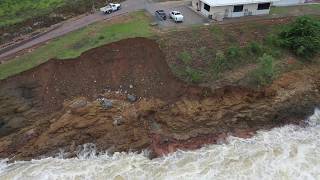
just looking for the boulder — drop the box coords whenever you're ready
[127,94,137,102]
[113,116,124,126]
[99,98,113,109]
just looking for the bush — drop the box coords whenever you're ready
[211,51,228,75]
[211,48,245,76]
[198,47,207,57]
[178,51,192,65]
[251,54,276,86]
[245,41,263,56]
[227,46,241,59]
[279,16,320,59]
[184,67,203,83]
[265,34,280,47]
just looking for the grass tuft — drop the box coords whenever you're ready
[178,51,192,65]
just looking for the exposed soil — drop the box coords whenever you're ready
[0,37,319,161]
[0,38,202,113]
[0,37,204,148]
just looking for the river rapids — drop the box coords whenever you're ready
[0,109,320,180]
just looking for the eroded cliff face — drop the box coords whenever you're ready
[0,38,319,160]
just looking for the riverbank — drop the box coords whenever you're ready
[0,37,319,161]
[1,110,320,179]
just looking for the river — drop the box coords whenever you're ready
[0,109,320,180]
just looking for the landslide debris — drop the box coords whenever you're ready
[0,38,319,160]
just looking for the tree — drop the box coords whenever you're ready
[279,16,320,59]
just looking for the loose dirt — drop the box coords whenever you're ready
[0,37,319,161]
[0,38,203,113]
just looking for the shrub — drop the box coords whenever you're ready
[178,51,192,65]
[184,67,203,83]
[198,47,207,57]
[227,46,241,59]
[98,35,105,40]
[265,34,280,47]
[263,46,282,59]
[211,49,245,76]
[245,41,263,58]
[279,16,320,59]
[211,51,228,75]
[251,54,276,86]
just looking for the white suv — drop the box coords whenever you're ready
[169,11,184,23]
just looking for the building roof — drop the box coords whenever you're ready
[201,0,279,7]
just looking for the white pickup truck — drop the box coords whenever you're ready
[169,11,184,23]
[100,3,121,14]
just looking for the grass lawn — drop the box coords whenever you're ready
[0,11,153,80]
[0,0,65,27]
[270,4,320,16]
[0,0,108,28]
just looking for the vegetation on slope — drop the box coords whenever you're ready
[0,0,111,44]
[160,16,320,87]
[0,0,111,27]
[0,11,153,80]
[279,16,320,59]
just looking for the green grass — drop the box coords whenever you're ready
[210,26,224,42]
[0,0,66,27]
[0,11,153,80]
[178,51,192,65]
[210,26,223,35]
[0,0,109,28]
[270,6,290,15]
[309,4,320,10]
[270,4,320,16]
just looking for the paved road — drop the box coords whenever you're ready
[148,4,207,28]
[0,0,147,60]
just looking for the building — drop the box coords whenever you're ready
[192,0,279,21]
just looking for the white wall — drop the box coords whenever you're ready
[192,0,201,10]
[198,2,272,20]
[199,1,211,17]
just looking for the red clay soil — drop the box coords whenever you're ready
[0,38,204,112]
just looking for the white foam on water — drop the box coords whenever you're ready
[1,109,320,180]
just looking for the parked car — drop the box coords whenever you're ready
[155,10,167,21]
[169,11,183,23]
[100,3,121,14]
